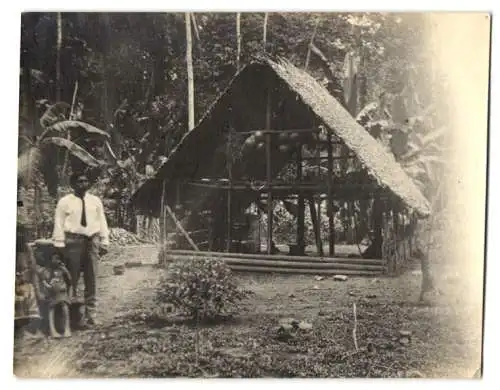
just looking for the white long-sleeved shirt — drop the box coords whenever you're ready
[52,192,110,248]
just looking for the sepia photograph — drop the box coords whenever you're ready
[12,10,490,379]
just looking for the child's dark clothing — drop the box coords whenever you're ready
[38,262,72,307]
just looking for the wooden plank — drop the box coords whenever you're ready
[166,249,384,265]
[228,265,382,276]
[224,259,384,271]
[164,254,384,271]
[165,204,199,251]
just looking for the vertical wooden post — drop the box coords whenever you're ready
[393,204,400,274]
[308,197,324,257]
[296,145,305,254]
[265,90,273,254]
[315,128,323,255]
[326,132,335,256]
[226,129,233,252]
[173,181,181,232]
[208,211,214,251]
[257,206,262,253]
[160,180,166,246]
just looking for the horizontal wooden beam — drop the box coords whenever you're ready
[187,181,379,192]
[165,249,383,264]
[301,155,356,161]
[164,255,385,271]
[227,265,382,276]
[237,128,321,135]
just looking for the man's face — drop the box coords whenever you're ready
[74,175,90,194]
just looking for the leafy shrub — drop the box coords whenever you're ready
[155,257,248,321]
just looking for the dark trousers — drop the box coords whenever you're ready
[62,233,100,319]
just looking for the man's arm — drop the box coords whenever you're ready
[97,197,110,247]
[52,198,66,248]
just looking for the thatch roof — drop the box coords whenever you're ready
[131,58,431,218]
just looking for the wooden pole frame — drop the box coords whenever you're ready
[296,145,305,255]
[165,204,199,251]
[308,197,324,257]
[265,88,273,255]
[160,180,166,246]
[226,128,233,252]
[237,128,320,135]
[327,132,335,256]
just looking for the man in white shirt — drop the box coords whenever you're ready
[52,171,109,327]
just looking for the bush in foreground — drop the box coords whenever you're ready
[155,257,248,321]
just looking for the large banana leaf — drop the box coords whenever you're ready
[40,102,71,128]
[42,137,104,167]
[48,120,111,138]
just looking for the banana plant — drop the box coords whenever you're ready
[356,101,447,200]
[18,101,111,198]
[397,120,447,199]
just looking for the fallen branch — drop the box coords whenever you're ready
[352,302,359,352]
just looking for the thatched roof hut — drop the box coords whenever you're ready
[131,58,430,219]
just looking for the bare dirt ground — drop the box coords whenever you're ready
[13,244,483,378]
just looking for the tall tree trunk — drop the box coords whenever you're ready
[21,14,41,238]
[357,46,369,241]
[185,12,195,131]
[56,12,62,102]
[262,13,268,52]
[20,23,36,135]
[236,13,241,71]
[357,41,367,110]
[101,14,120,153]
[60,81,78,188]
[304,18,320,71]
